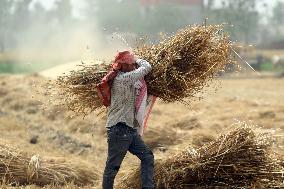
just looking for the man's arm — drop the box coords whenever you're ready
[115,59,152,84]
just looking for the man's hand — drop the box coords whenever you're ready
[133,55,139,68]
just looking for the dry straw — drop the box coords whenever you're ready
[0,142,100,186]
[117,123,284,188]
[143,127,180,150]
[55,24,234,115]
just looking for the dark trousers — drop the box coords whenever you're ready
[102,122,154,189]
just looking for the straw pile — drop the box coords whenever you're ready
[143,127,180,150]
[55,63,109,115]
[117,124,284,188]
[0,142,100,186]
[56,25,233,115]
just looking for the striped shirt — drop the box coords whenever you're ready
[106,59,152,128]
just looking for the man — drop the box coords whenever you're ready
[99,51,154,189]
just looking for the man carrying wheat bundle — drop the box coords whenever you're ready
[56,25,235,188]
[97,51,155,189]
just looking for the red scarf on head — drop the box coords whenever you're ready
[96,51,134,106]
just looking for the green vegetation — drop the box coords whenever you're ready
[260,62,274,71]
[0,61,59,74]
[260,62,284,72]
[0,0,283,74]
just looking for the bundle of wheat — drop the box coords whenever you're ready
[134,25,232,103]
[55,63,109,115]
[117,124,284,188]
[55,25,234,115]
[0,142,100,186]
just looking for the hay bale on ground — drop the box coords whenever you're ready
[55,25,233,115]
[143,127,180,150]
[191,132,215,147]
[117,124,284,189]
[171,116,202,130]
[0,142,100,186]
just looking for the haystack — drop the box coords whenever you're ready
[55,25,234,115]
[143,127,180,150]
[117,124,284,188]
[0,142,100,186]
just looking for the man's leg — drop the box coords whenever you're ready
[129,132,154,189]
[103,126,132,189]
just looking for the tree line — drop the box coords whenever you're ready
[0,0,283,53]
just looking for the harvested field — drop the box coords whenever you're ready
[0,141,100,186]
[143,126,180,150]
[117,125,284,188]
[0,73,283,188]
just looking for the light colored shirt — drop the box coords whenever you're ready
[106,59,152,128]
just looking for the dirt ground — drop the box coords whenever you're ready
[0,73,283,188]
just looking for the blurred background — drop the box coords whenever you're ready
[0,0,283,75]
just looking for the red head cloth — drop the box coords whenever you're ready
[96,51,134,106]
[112,51,134,70]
